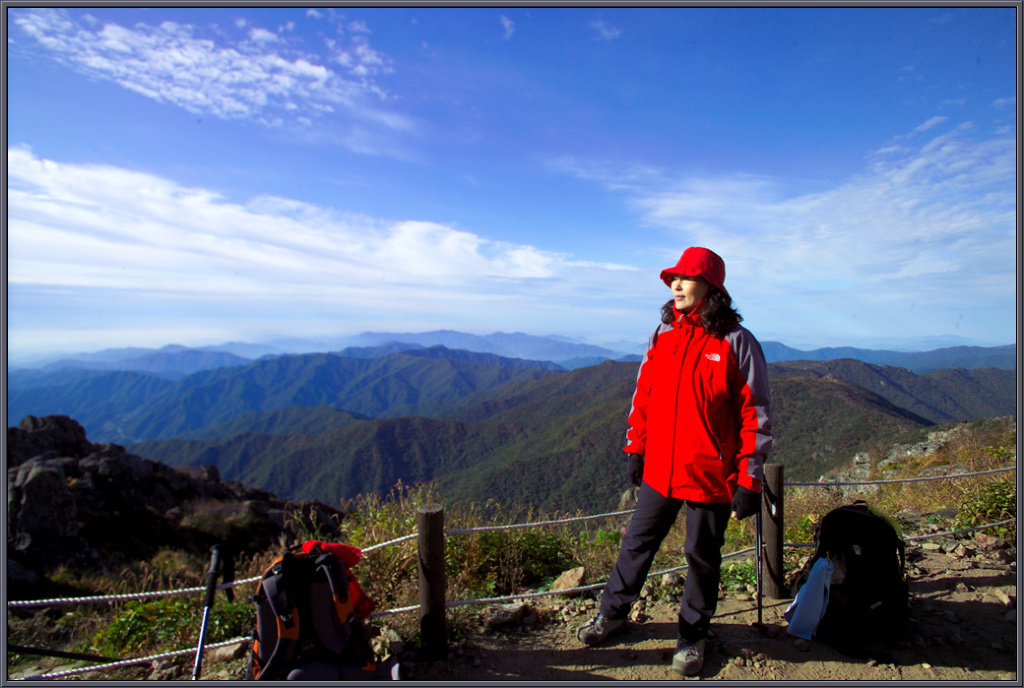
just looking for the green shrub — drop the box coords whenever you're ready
[785,513,818,545]
[954,480,1016,539]
[720,559,756,590]
[466,528,572,596]
[91,595,251,657]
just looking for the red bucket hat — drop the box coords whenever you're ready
[660,247,728,298]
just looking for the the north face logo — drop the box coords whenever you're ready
[705,353,721,362]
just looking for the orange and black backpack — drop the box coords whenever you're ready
[245,540,399,680]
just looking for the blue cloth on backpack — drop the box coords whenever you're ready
[784,557,834,640]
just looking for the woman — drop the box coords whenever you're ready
[577,246,773,677]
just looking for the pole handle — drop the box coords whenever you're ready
[192,545,223,680]
[202,545,222,608]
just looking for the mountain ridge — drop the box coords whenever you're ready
[7,347,564,442]
[10,333,1015,376]
[9,346,1015,445]
[126,358,1015,512]
[8,337,1015,514]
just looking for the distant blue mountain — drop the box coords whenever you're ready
[11,332,1014,377]
[334,330,631,366]
[7,346,564,442]
[29,345,252,379]
[759,342,1016,374]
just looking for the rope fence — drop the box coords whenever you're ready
[786,465,1016,487]
[13,637,250,682]
[7,463,1015,680]
[446,508,638,535]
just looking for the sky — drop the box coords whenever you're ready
[4,6,1018,364]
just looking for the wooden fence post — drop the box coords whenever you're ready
[417,503,447,660]
[762,463,786,599]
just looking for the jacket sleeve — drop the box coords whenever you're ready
[623,326,662,456]
[727,327,773,492]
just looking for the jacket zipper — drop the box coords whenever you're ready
[692,335,725,463]
[668,317,695,491]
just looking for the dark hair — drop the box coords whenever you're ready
[660,288,743,338]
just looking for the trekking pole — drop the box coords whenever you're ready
[192,545,223,681]
[754,509,764,629]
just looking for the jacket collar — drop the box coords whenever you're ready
[674,306,704,330]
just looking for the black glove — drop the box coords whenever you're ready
[626,454,644,487]
[730,485,761,520]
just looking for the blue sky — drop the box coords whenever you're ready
[5,6,1018,363]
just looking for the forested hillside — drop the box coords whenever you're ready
[7,348,562,442]
[130,360,1013,512]
[8,344,1015,514]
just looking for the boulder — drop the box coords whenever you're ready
[7,457,92,567]
[5,415,348,581]
[974,533,1011,551]
[206,640,250,663]
[551,566,586,595]
[485,602,528,628]
[6,416,91,469]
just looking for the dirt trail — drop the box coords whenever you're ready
[406,547,1018,682]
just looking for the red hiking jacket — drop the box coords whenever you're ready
[623,309,773,502]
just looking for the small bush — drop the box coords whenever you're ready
[468,528,572,595]
[954,480,1016,539]
[786,513,818,545]
[91,595,251,657]
[720,559,756,590]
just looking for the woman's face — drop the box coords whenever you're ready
[669,274,710,313]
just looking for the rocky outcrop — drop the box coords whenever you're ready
[815,419,1016,502]
[6,415,348,598]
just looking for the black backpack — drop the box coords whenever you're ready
[245,542,397,681]
[792,501,910,655]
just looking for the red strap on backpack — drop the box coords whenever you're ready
[301,540,375,618]
[301,540,361,567]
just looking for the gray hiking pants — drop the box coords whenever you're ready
[598,481,732,642]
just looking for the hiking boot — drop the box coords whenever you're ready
[577,613,625,646]
[672,638,706,676]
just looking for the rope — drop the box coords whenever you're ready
[903,518,1015,542]
[6,577,267,609]
[9,637,249,681]
[445,508,636,535]
[783,518,1018,551]
[8,584,213,609]
[786,465,1015,487]
[361,533,418,553]
[371,517,1017,618]
[370,546,759,617]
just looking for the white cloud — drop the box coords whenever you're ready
[501,15,514,40]
[10,8,407,139]
[911,116,947,135]
[551,125,1016,346]
[6,148,645,351]
[248,27,278,43]
[589,20,621,41]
